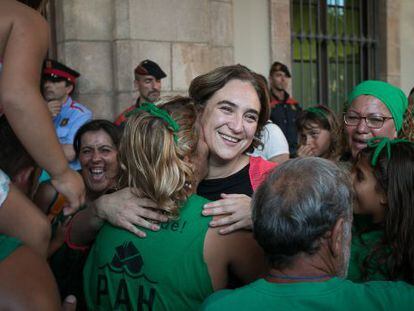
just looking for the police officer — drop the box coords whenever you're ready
[268,61,302,157]
[114,59,167,127]
[42,59,92,171]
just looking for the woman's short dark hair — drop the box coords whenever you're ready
[188,64,270,152]
[73,119,121,157]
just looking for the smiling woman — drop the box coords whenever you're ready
[189,65,276,233]
[74,120,121,200]
[35,120,121,215]
[344,80,408,159]
[32,120,121,303]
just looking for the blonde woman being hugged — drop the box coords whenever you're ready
[83,97,266,310]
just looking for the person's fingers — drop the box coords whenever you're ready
[129,214,161,231]
[203,199,235,208]
[62,295,77,311]
[202,205,237,216]
[63,203,79,216]
[135,197,159,209]
[209,214,237,227]
[135,206,168,222]
[220,193,247,199]
[122,221,147,238]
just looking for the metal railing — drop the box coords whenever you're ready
[291,0,377,113]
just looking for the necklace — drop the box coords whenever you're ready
[267,273,334,281]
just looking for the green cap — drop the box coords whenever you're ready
[347,80,408,132]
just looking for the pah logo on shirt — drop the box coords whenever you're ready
[97,241,157,309]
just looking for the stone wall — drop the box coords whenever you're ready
[52,0,406,118]
[53,0,234,120]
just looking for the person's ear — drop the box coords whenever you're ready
[65,83,74,96]
[134,79,139,90]
[329,217,346,258]
[379,192,387,206]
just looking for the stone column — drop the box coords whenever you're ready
[54,0,115,119]
[378,0,401,86]
[269,0,292,93]
[269,0,291,68]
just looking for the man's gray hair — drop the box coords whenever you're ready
[252,157,353,269]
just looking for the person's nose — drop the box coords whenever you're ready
[91,150,102,162]
[356,117,369,134]
[152,80,161,91]
[228,114,243,133]
[305,135,312,146]
[43,80,53,89]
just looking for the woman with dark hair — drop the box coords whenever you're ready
[349,138,414,283]
[36,120,121,222]
[188,65,276,233]
[33,120,121,306]
[296,105,343,161]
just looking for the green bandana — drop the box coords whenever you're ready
[347,80,408,132]
[306,107,327,120]
[126,102,180,143]
[367,136,410,166]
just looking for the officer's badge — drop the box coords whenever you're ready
[292,105,297,111]
[60,118,69,127]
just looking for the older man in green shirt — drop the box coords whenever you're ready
[202,157,414,311]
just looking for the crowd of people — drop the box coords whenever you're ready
[1,0,414,310]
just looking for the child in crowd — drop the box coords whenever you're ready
[348,137,414,283]
[296,105,343,161]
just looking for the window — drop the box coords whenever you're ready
[292,0,377,113]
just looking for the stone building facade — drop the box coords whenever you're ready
[49,0,411,119]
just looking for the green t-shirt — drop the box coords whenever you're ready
[83,194,213,311]
[0,234,21,261]
[347,214,387,282]
[201,277,414,311]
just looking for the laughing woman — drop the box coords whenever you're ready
[34,119,121,304]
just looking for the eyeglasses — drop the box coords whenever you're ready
[343,114,393,129]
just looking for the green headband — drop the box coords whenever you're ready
[126,102,180,143]
[305,107,327,120]
[347,80,408,132]
[366,136,410,166]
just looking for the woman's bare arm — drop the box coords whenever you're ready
[0,184,50,258]
[0,0,84,213]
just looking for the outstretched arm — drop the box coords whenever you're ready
[0,184,50,258]
[68,188,169,247]
[0,1,84,213]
